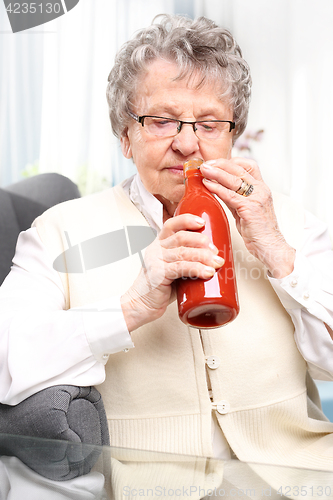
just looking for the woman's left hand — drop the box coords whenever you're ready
[200,157,296,279]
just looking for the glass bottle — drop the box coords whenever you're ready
[174,158,239,329]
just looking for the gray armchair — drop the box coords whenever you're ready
[0,173,81,285]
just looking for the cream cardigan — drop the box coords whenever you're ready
[33,184,333,470]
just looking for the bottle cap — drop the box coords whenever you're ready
[183,158,203,175]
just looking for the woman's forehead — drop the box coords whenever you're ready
[138,58,223,91]
[133,59,230,113]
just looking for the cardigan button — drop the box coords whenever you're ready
[216,400,230,414]
[206,356,221,369]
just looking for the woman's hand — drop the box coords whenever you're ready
[200,157,296,279]
[121,214,224,332]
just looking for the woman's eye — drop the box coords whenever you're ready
[199,122,215,132]
[155,119,174,126]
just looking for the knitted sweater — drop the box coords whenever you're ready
[33,184,333,470]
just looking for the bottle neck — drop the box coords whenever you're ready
[184,167,205,191]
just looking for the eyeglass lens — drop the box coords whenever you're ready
[143,117,231,140]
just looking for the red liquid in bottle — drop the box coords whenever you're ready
[174,158,239,329]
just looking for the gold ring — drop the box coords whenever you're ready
[236,180,254,197]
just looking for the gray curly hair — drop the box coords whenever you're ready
[106,14,251,142]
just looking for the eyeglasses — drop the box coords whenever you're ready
[127,110,235,141]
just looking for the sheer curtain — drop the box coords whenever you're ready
[38,0,174,193]
[194,0,333,233]
[0,8,43,186]
[0,0,174,192]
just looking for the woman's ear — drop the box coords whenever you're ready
[120,130,132,159]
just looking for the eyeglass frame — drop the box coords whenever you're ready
[127,110,236,138]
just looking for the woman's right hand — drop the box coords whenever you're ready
[120,214,224,332]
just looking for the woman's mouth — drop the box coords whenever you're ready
[167,165,184,174]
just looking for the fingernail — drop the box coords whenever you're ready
[204,266,215,278]
[201,164,213,171]
[213,255,225,266]
[205,160,217,166]
[194,216,205,225]
[209,242,218,252]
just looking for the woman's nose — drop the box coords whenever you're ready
[171,123,200,156]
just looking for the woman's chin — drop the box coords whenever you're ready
[155,184,185,205]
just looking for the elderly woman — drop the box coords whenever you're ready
[0,14,333,470]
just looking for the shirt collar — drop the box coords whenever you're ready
[121,173,164,233]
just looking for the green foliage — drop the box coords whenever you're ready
[75,163,110,196]
[21,161,40,178]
